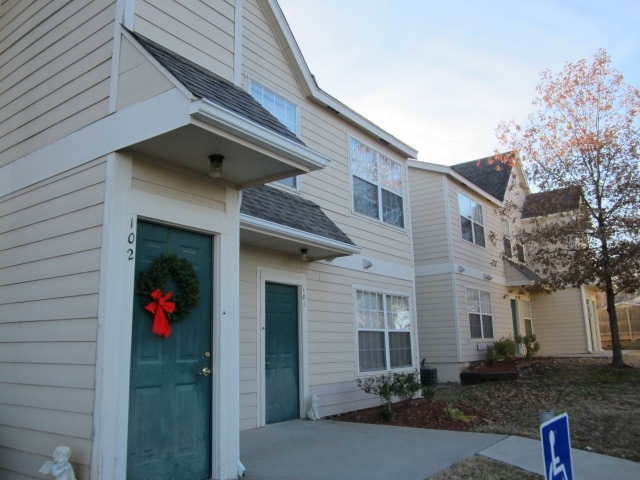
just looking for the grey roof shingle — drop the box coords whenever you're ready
[521,187,582,219]
[451,155,513,201]
[241,185,356,246]
[130,31,304,145]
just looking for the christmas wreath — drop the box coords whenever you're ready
[139,253,200,338]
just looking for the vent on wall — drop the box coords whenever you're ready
[379,138,390,145]
[326,105,340,114]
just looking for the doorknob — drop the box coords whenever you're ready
[265,362,270,365]
[198,367,212,376]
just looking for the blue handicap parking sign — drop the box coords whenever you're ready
[541,413,574,480]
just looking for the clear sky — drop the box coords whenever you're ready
[277,0,640,165]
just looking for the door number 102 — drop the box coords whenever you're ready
[127,232,135,260]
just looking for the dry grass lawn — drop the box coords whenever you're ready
[435,354,640,462]
[429,455,542,480]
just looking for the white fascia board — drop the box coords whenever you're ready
[239,213,361,255]
[257,0,418,160]
[408,160,503,207]
[190,99,330,172]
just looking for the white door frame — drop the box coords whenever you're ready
[92,152,241,480]
[257,267,309,427]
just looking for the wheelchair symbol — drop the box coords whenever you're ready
[548,430,569,480]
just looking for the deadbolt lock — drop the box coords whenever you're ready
[203,351,211,358]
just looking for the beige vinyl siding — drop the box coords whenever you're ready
[0,0,115,167]
[408,168,450,265]
[239,246,417,429]
[0,157,106,480]
[415,274,457,363]
[530,288,589,355]
[116,36,174,110]
[131,155,227,212]
[504,260,532,285]
[134,0,235,83]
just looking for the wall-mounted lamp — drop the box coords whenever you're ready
[362,259,373,269]
[209,154,224,178]
[483,273,493,281]
[300,248,308,261]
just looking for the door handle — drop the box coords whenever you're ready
[265,362,270,365]
[199,367,212,376]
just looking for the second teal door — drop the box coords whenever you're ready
[265,282,299,424]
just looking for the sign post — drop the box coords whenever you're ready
[540,412,574,480]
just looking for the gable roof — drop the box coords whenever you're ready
[240,185,356,246]
[129,31,304,146]
[450,155,513,201]
[521,187,582,219]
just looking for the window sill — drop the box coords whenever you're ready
[268,181,302,196]
[461,238,486,249]
[351,210,408,235]
[356,366,416,378]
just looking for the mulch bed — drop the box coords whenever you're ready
[465,360,520,372]
[331,399,484,432]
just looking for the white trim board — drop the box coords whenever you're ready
[320,254,414,282]
[257,268,309,427]
[233,0,243,86]
[415,262,507,285]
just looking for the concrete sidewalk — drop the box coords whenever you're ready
[480,435,640,480]
[240,420,505,480]
[240,420,640,479]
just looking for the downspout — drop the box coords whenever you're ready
[580,286,594,353]
[443,176,462,363]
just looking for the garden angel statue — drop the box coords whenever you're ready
[39,446,76,480]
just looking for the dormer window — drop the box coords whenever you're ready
[458,193,485,247]
[249,81,299,189]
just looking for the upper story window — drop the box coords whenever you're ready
[458,193,485,247]
[350,138,404,228]
[502,218,526,262]
[250,81,299,189]
[356,289,412,373]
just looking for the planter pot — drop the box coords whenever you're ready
[460,371,518,385]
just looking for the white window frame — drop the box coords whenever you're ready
[353,285,415,376]
[502,219,526,262]
[349,136,406,230]
[501,218,513,259]
[465,287,494,340]
[515,226,526,263]
[458,192,485,247]
[522,299,533,336]
[247,78,301,191]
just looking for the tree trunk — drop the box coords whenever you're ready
[605,285,625,366]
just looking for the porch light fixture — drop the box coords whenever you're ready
[209,154,224,178]
[300,248,308,261]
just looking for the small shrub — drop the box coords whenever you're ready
[485,345,498,364]
[393,370,421,407]
[492,336,516,362]
[422,386,436,402]
[356,372,395,419]
[444,403,476,423]
[516,334,541,358]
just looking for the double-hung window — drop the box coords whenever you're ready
[466,288,493,339]
[249,81,299,188]
[515,227,526,263]
[522,300,533,335]
[356,290,412,372]
[351,138,404,228]
[501,219,526,262]
[458,193,485,247]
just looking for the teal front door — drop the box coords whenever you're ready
[127,222,212,480]
[510,299,522,355]
[265,282,299,424]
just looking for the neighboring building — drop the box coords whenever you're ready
[408,156,602,382]
[0,1,419,480]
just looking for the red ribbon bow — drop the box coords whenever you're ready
[144,289,175,338]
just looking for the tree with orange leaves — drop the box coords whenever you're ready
[496,49,640,367]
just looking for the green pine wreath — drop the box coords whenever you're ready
[139,253,200,323]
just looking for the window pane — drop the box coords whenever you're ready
[469,313,482,338]
[350,138,378,182]
[472,203,484,225]
[460,217,473,242]
[473,223,485,247]
[458,193,472,219]
[250,83,263,102]
[358,331,386,371]
[522,300,532,319]
[274,96,286,123]
[525,319,533,336]
[276,177,297,188]
[501,218,511,236]
[353,176,379,219]
[386,295,410,330]
[286,102,297,124]
[380,157,402,195]
[357,291,384,330]
[479,291,492,315]
[250,82,297,134]
[481,315,494,338]
[263,89,275,114]
[503,237,512,258]
[516,244,525,263]
[467,289,480,313]
[389,332,412,368]
[382,190,404,228]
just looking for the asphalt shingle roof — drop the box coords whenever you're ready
[521,187,582,219]
[505,258,543,283]
[241,185,356,246]
[451,155,513,201]
[130,31,304,145]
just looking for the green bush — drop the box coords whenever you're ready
[393,370,421,407]
[485,344,498,364]
[485,336,516,362]
[356,369,422,419]
[516,334,541,358]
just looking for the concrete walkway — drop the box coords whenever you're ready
[240,420,640,480]
[480,435,640,480]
